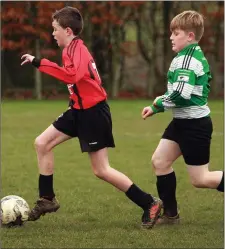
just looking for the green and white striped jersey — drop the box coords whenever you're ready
[155,43,211,119]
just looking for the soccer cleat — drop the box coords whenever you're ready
[156,213,180,225]
[28,197,60,221]
[141,197,163,229]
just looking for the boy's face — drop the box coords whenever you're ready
[170,29,195,53]
[52,20,69,48]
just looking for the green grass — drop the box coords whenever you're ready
[1,100,224,248]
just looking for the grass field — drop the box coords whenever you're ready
[1,100,224,248]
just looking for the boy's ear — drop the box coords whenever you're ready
[188,32,195,41]
[66,27,73,36]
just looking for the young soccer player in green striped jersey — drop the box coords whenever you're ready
[141,10,224,224]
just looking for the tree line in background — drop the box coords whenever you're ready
[1,1,224,99]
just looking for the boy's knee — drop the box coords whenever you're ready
[34,136,48,152]
[151,155,159,169]
[151,155,170,170]
[190,177,206,188]
[92,164,110,180]
[93,168,106,179]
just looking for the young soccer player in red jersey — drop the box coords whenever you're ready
[21,6,162,229]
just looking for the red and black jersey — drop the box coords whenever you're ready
[35,38,107,109]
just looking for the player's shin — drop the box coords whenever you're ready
[156,171,178,217]
[39,174,55,200]
[125,183,154,209]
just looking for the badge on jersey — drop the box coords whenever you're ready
[177,75,190,82]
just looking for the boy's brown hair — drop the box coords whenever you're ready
[170,10,204,41]
[52,6,83,36]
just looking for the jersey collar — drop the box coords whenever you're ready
[178,43,198,55]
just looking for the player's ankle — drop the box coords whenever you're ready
[164,209,178,217]
[40,195,55,201]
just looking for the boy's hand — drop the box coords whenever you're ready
[21,54,35,66]
[142,106,154,120]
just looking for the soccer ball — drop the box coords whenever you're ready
[1,195,30,227]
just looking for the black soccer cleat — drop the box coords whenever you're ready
[141,197,163,229]
[28,197,60,221]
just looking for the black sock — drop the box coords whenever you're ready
[39,174,55,200]
[125,184,154,210]
[156,171,178,217]
[217,171,224,192]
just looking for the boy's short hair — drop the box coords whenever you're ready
[52,6,83,36]
[170,10,204,41]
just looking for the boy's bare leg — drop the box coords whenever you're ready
[29,125,71,221]
[187,164,224,190]
[152,139,182,219]
[153,140,224,225]
[89,148,162,229]
[35,125,71,175]
[89,148,133,191]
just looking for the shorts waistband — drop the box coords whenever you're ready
[72,100,107,111]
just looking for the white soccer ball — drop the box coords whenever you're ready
[1,195,30,227]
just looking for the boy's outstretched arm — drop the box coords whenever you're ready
[21,54,81,84]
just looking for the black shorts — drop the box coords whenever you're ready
[52,101,115,152]
[162,117,213,165]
